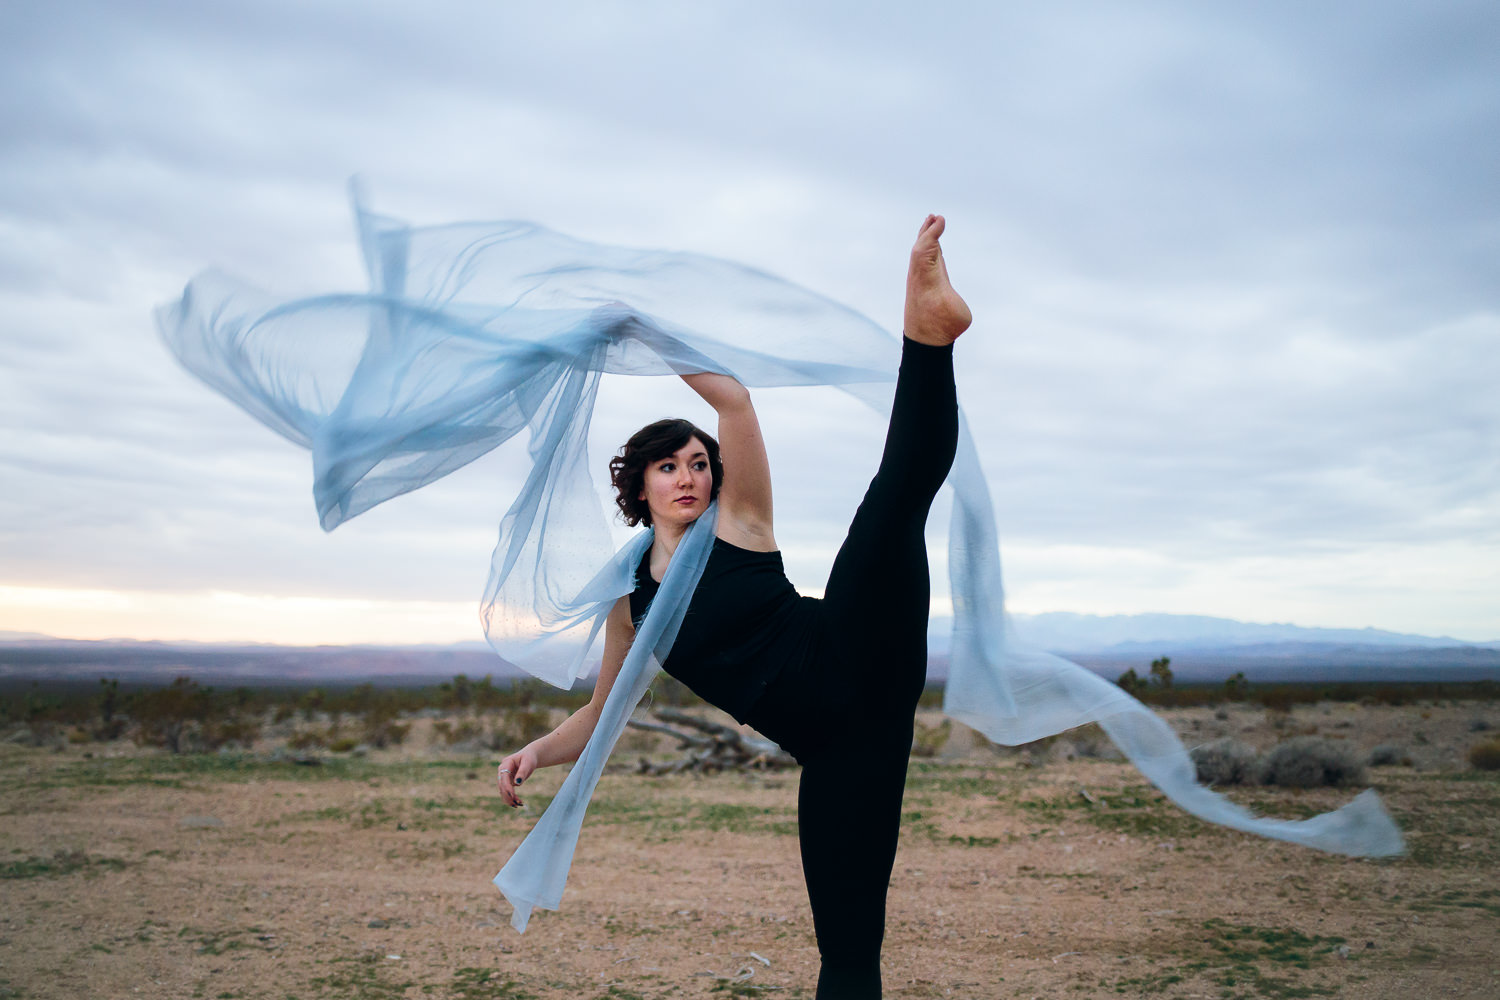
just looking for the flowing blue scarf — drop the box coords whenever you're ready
[159,191,1404,933]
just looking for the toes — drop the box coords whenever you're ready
[913,215,947,259]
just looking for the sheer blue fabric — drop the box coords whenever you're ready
[158,191,1405,932]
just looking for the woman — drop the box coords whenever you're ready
[159,194,1402,1000]
[496,214,972,998]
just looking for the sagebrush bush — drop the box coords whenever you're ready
[1366,744,1410,767]
[1258,736,1366,788]
[1468,738,1500,771]
[910,718,952,758]
[1190,739,1260,786]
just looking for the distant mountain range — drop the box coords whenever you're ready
[2,612,1497,687]
[923,613,1500,684]
[1005,612,1499,653]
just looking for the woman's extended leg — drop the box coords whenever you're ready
[820,212,968,693]
[792,217,968,999]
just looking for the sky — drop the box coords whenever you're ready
[1,0,1497,646]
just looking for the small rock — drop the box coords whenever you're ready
[1336,945,1352,959]
[367,919,390,929]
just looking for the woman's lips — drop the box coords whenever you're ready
[675,496,697,504]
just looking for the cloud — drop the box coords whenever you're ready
[1,1,1495,641]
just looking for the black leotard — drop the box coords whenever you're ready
[629,537,818,721]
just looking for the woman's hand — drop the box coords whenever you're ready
[497,746,539,808]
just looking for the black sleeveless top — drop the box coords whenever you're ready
[630,536,820,722]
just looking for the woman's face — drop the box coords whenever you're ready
[640,437,713,529]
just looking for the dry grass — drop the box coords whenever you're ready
[1,701,1497,999]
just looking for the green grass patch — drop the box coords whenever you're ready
[21,753,509,793]
[177,924,267,956]
[1018,785,1210,840]
[1,850,127,879]
[583,795,797,838]
[1103,918,1348,999]
[307,955,415,999]
[447,966,538,999]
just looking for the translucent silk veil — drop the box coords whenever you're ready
[158,193,1404,933]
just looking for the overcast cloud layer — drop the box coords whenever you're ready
[1,0,1496,643]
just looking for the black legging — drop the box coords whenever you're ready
[745,338,958,999]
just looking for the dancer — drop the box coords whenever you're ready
[496,215,971,998]
[159,191,1403,1000]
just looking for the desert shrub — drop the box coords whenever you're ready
[1057,723,1117,760]
[487,708,553,750]
[130,677,215,753]
[1366,744,1410,767]
[210,715,262,747]
[328,737,359,753]
[91,717,128,741]
[1259,687,1300,714]
[1190,739,1260,786]
[1469,738,1500,771]
[432,718,488,747]
[361,713,410,748]
[1257,737,1367,788]
[439,675,477,713]
[352,690,410,749]
[910,718,952,758]
[287,729,328,751]
[297,688,327,721]
[1471,718,1492,733]
[1223,671,1249,701]
[1149,656,1173,690]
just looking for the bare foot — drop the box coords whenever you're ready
[903,214,972,346]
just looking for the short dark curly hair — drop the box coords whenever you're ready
[609,418,723,527]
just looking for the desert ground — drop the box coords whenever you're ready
[2,700,1497,1000]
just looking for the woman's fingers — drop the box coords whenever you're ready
[497,757,522,807]
[497,750,539,808]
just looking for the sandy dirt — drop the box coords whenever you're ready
[1,701,1497,999]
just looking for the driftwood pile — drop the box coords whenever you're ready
[626,708,797,775]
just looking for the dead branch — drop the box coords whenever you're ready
[626,710,797,775]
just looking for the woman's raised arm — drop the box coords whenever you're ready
[496,596,634,807]
[681,372,775,550]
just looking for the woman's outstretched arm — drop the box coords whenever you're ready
[681,373,775,551]
[495,596,634,807]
